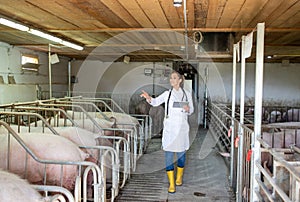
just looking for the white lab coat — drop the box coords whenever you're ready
[149,88,194,152]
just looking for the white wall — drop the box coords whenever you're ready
[0,42,69,104]
[198,62,300,106]
[2,40,299,107]
[72,59,300,108]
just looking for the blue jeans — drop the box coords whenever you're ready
[165,151,186,171]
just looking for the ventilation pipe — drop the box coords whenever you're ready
[183,0,189,60]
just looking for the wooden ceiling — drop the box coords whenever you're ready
[0,0,299,63]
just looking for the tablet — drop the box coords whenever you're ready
[173,101,189,108]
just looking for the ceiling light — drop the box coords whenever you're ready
[0,18,29,31]
[173,0,182,7]
[267,55,272,59]
[28,29,62,43]
[61,40,84,51]
[0,18,84,51]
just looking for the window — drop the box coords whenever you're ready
[21,54,40,72]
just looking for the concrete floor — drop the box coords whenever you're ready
[116,126,236,202]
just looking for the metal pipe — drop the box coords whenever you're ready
[250,22,265,202]
[32,185,75,202]
[56,100,110,120]
[68,60,71,97]
[255,162,290,201]
[203,66,208,128]
[231,44,237,124]
[240,36,246,125]
[153,62,155,96]
[80,97,126,113]
[0,98,55,108]
[237,35,246,202]
[230,43,237,187]
[48,44,52,98]
[183,0,188,60]
[80,145,119,201]
[83,165,103,202]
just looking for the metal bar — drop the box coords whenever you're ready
[56,100,110,120]
[68,60,71,97]
[255,175,275,202]
[48,44,52,98]
[80,145,119,201]
[256,161,291,202]
[204,66,208,128]
[0,111,62,134]
[81,97,126,113]
[32,185,75,202]
[251,22,265,202]
[0,99,55,108]
[183,0,188,60]
[230,43,237,187]
[237,35,246,202]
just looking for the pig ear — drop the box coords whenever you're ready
[79,150,90,160]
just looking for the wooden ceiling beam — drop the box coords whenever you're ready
[14,43,300,48]
[44,27,300,33]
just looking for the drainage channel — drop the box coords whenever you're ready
[115,170,168,201]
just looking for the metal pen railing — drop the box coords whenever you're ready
[0,109,127,201]
[207,102,300,202]
[60,97,149,155]
[43,100,142,171]
[32,185,75,202]
[0,120,104,202]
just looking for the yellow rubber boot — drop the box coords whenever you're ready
[167,170,176,193]
[176,167,184,186]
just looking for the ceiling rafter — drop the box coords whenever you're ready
[0,0,299,62]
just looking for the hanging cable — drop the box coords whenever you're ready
[193,31,204,44]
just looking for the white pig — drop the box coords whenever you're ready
[0,132,89,191]
[0,169,44,202]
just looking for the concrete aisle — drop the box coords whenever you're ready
[116,127,235,202]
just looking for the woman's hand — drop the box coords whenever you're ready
[183,104,190,113]
[140,90,152,103]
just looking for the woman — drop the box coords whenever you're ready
[140,70,194,193]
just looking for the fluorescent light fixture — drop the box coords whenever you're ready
[28,29,62,43]
[61,40,84,51]
[0,18,29,31]
[174,0,182,7]
[29,28,83,50]
[196,52,232,58]
[0,17,84,51]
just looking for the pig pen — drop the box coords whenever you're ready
[55,97,152,170]
[228,104,300,124]
[0,168,75,202]
[58,96,152,154]
[256,139,300,201]
[33,101,135,174]
[207,102,300,202]
[0,107,125,201]
[0,120,103,202]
